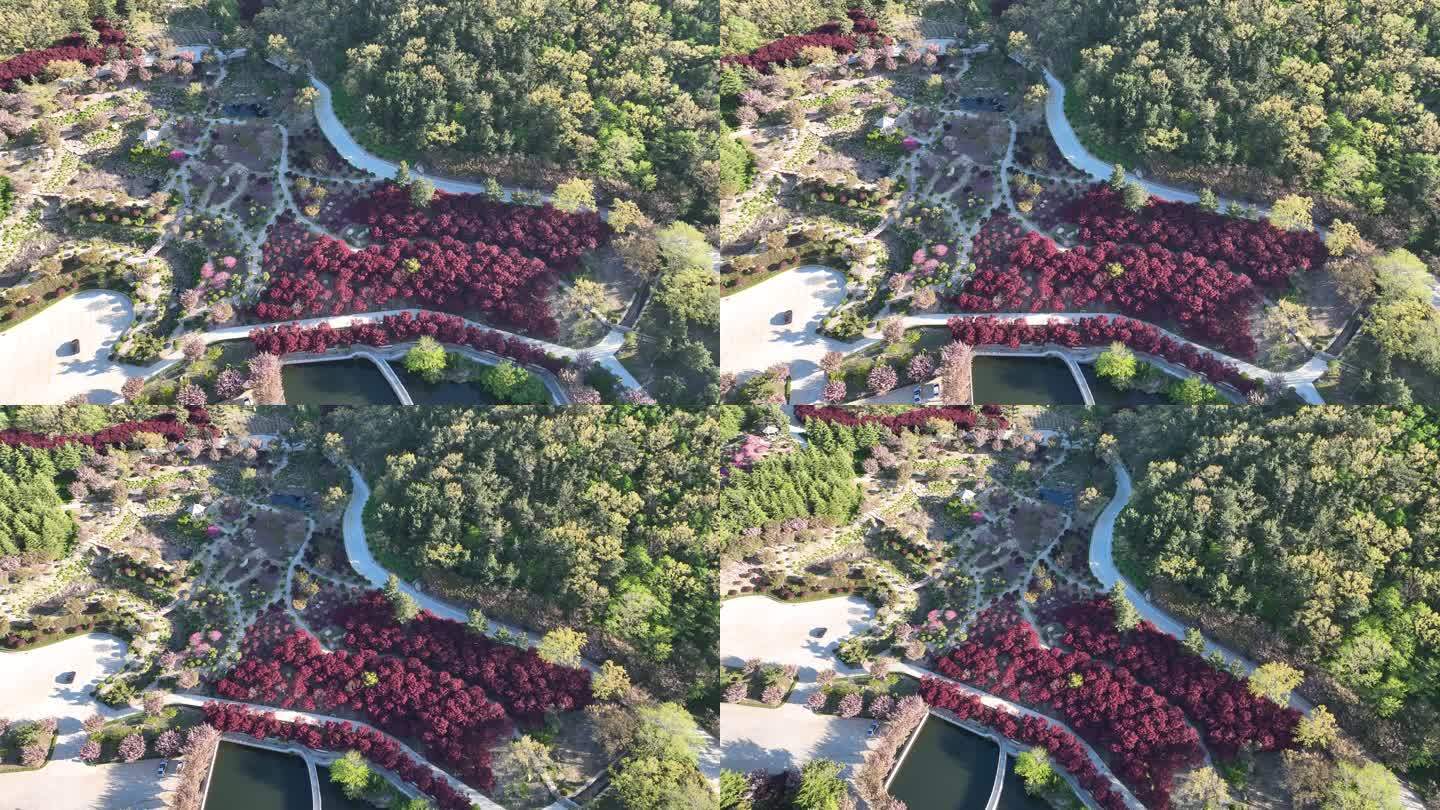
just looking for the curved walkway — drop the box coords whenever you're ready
[1089,461,1427,809]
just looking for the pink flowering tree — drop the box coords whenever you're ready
[867,363,897,395]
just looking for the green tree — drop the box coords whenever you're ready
[593,660,632,701]
[1196,188,1219,213]
[383,574,419,623]
[1173,766,1231,810]
[1122,180,1149,211]
[1014,747,1056,794]
[610,755,709,809]
[537,627,587,667]
[1249,661,1304,706]
[631,702,701,765]
[1325,761,1401,810]
[719,769,752,810]
[509,735,555,784]
[329,750,374,799]
[656,266,718,330]
[1297,705,1339,750]
[1094,342,1137,388]
[1108,163,1127,191]
[1183,627,1206,657]
[794,758,847,810]
[479,362,546,403]
[1165,376,1222,405]
[552,178,596,212]
[403,336,448,383]
[1270,194,1314,231]
[467,608,489,636]
[1112,581,1141,632]
[0,459,74,559]
[408,178,436,209]
[655,222,712,273]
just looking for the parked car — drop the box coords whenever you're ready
[810,627,827,638]
[780,310,794,325]
[57,671,76,684]
[868,722,880,736]
[156,762,166,777]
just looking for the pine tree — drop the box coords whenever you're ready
[1112,581,1141,632]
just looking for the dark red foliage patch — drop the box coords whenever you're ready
[255,188,608,337]
[248,311,569,373]
[0,20,131,91]
[920,678,1129,810]
[721,10,888,74]
[203,702,475,810]
[946,314,1260,393]
[794,404,1009,432]
[953,189,1325,358]
[1054,598,1301,761]
[934,605,1203,809]
[214,596,591,793]
[331,591,593,724]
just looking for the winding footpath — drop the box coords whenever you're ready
[1090,461,1427,810]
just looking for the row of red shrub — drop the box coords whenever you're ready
[202,702,474,810]
[919,677,1129,810]
[1065,186,1325,286]
[794,404,1009,431]
[215,598,593,792]
[946,314,1260,393]
[247,311,568,372]
[331,591,594,723]
[0,411,196,453]
[216,610,510,790]
[255,188,608,336]
[952,189,1324,357]
[934,604,1202,808]
[721,10,888,74]
[1055,599,1301,760]
[0,19,129,91]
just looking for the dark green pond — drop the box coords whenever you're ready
[888,717,1000,810]
[203,741,312,810]
[394,368,498,405]
[317,764,376,810]
[1081,365,1166,406]
[281,359,399,405]
[997,755,1053,810]
[972,355,1085,405]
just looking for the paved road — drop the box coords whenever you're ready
[720,595,874,678]
[0,291,144,404]
[719,684,878,779]
[719,265,851,402]
[0,634,183,810]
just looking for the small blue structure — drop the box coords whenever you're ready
[1037,486,1076,511]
